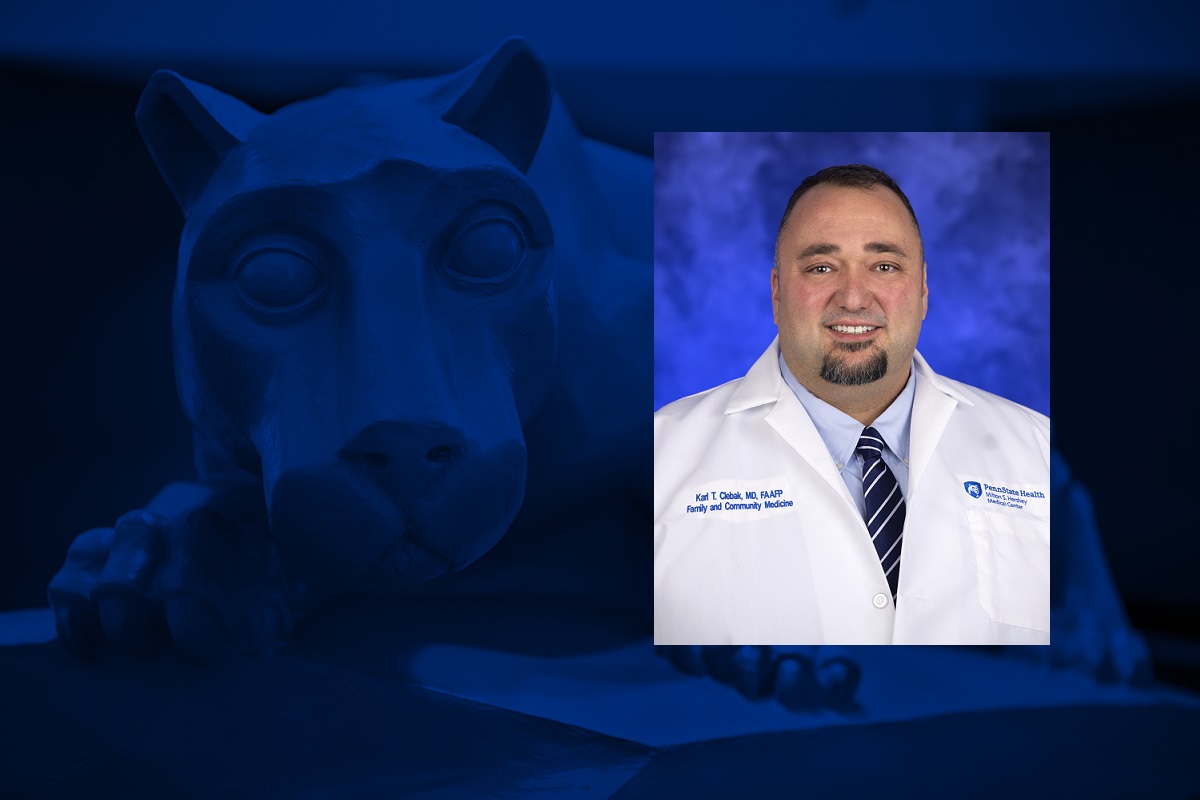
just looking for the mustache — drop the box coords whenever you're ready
[822,315,886,327]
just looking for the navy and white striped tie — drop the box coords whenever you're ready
[857,426,905,603]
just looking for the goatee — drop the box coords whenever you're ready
[821,342,888,385]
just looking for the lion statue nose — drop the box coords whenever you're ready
[339,421,468,501]
[265,419,528,590]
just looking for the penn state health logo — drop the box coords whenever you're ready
[964,481,983,499]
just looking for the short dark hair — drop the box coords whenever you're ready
[774,164,921,265]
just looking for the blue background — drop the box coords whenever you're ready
[3,0,1200,794]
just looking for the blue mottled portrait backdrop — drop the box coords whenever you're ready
[654,132,1049,417]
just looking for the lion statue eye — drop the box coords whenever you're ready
[443,218,526,283]
[234,248,327,310]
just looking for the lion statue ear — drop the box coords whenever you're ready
[440,37,553,174]
[136,71,266,212]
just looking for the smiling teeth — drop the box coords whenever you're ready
[831,325,876,334]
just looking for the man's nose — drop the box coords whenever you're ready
[834,269,872,310]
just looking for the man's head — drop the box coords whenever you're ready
[771,165,928,412]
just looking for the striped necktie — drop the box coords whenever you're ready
[857,426,905,603]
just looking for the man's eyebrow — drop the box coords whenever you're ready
[796,242,840,259]
[864,241,909,258]
[795,241,911,260]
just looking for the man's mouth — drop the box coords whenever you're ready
[827,322,884,343]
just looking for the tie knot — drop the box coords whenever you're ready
[856,426,887,464]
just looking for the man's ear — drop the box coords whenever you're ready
[440,37,553,174]
[771,268,781,325]
[921,261,929,319]
[136,71,266,212]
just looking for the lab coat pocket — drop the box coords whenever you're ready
[967,510,1050,633]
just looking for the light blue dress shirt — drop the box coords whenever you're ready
[778,352,915,519]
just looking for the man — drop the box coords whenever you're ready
[654,164,1050,645]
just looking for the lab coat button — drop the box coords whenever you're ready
[873,593,888,609]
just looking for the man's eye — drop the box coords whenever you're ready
[876,263,898,272]
[809,265,832,274]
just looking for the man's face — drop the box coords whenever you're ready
[772,183,928,395]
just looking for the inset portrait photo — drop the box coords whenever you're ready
[653,132,1050,645]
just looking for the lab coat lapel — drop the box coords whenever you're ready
[728,338,856,509]
[724,338,859,513]
[908,352,962,502]
[765,396,855,506]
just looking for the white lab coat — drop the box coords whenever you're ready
[654,338,1050,645]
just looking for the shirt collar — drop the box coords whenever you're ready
[778,351,915,469]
